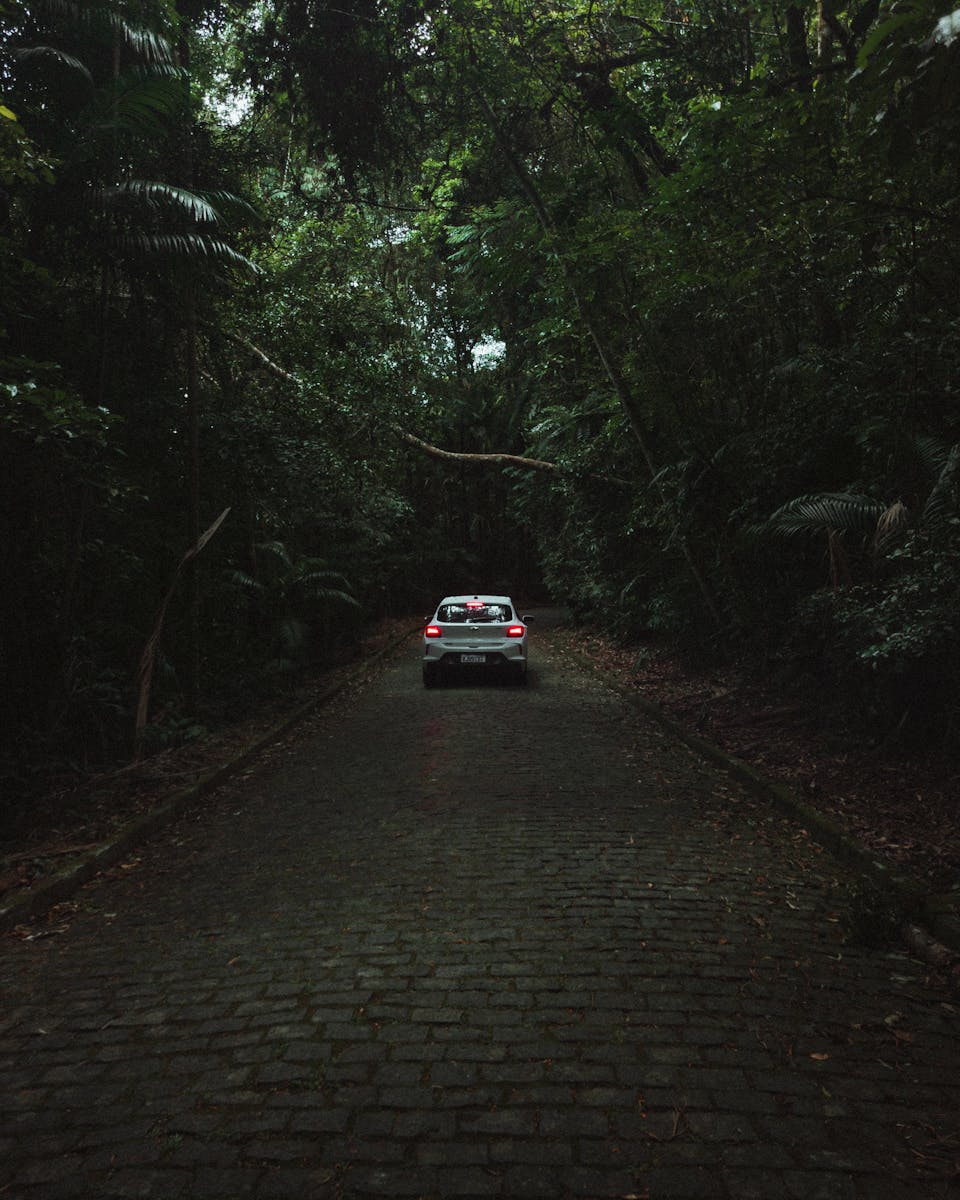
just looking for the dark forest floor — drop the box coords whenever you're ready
[3,615,958,911]
[0,617,416,907]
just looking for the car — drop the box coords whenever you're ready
[422,595,532,687]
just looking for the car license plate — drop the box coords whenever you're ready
[460,654,486,664]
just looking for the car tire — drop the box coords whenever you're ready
[423,667,440,688]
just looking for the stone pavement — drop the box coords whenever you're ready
[1,631,958,1199]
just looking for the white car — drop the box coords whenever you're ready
[422,595,531,687]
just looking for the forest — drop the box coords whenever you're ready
[1,0,959,817]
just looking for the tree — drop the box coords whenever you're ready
[0,0,255,787]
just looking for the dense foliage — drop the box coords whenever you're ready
[2,0,959,813]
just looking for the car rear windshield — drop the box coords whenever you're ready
[438,603,512,623]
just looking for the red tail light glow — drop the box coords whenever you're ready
[424,625,442,638]
[506,625,525,638]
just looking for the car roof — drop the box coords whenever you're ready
[437,595,513,606]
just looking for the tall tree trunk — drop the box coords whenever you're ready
[185,298,201,717]
[178,3,203,715]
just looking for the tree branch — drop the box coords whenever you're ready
[223,329,628,486]
[219,326,302,385]
[392,427,630,488]
[392,425,560,475]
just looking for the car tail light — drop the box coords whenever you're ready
[506,625,525,638]
[424,625,442,638]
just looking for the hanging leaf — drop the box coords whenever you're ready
[113,233,258,273]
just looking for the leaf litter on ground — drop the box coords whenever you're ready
[550,626,960,893]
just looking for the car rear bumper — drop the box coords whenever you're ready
[424,646,526,668]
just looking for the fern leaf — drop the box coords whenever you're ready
[765,492,886,536]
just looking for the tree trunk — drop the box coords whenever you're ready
[185,298,201,717]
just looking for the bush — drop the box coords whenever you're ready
[795,526,960,752]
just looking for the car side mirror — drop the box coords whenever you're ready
[522,614,534,623]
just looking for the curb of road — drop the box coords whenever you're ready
[0,627,418,935]
[624,686,960,969]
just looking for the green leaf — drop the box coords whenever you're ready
[12,44,94,84]
[114,233,259,273]
[98,181,221,223]
[765,493,886,536]
[856,9,925,68]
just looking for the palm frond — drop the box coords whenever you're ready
[874,500,910,553]
[228,569,263,593]
[114,233,258,273]
[195,189,263,227]
[278,619,309,653]
[12,45,93,84]
[921,443,960,531]
[97,182,259,231]
[914,434,953,477]
[305,586,362,609]
[81,66,190,144]
[97,181,221,224]
[109,17,173,65]
[764,492,886,536]
[111,63,189,107]
[293,559,352,583]
[254,541,294,569]
[24,2,173,64]
[295,568,347,584]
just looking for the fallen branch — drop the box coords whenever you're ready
[393,426,630,487]
[901,922,960,981]
[135,507,231,759]
[392,425,561,477]
[224,328,629,487]
[219,326,301,386]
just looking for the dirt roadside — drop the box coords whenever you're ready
[0,617,418,916]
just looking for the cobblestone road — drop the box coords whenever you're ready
[1,628,958,1199]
